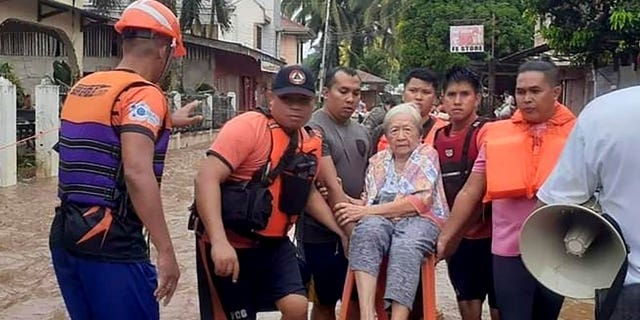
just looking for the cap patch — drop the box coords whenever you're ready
[289,70,306,85]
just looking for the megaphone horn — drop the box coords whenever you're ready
[520,198,626,299]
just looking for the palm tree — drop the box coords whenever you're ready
[282,0,404,69]
[179,0,234,37]
[90,0,233,37]
[363,0,407,50]
[88,0,234,92]
[91,0,124,12]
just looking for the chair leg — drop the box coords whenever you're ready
[339,267,356,320]
[339,260,390,320]
[422,256,437,320]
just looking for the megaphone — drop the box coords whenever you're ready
[520,199,627,299]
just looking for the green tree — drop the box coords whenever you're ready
[397,0,534,75]
[0,61,26,107]
[179,0,234,37]
[92,0,123,11]
[357,38,400,84]
[524,0,640,68]
[282,0,403,82]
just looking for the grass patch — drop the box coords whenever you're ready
[17,154,36,180]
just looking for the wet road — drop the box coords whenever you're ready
[0,143,593,319]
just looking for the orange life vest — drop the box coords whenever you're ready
[58,70,170,208]
[483,102,576,201]
[256,119,323,237]
[377,115,448,151]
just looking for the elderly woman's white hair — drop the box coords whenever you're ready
[382,102,423,134]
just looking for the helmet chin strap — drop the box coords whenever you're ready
[155,42,176,84]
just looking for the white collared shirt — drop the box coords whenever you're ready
[538,86,640,285]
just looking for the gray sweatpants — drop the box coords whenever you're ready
[349,215,440,309]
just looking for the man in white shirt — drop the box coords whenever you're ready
[537,86,640,319]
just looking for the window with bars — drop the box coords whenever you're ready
[83,25,121,58]
[255,25,263,50]
[0,32,67,56]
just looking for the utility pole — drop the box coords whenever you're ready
[451,2,497,113]
[488,9,496,109]
[318,0,332,95]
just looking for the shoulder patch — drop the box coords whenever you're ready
[129,101,160,126]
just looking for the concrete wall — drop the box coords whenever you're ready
[0,55,68,97]
[0,0,84,73]
[551,65,640,115]
[4,52,214,100]
[83,56,119,74]
[183,57,215,91]
[167,130,218,151]
[53,0,83,8]
[594,65,640,97]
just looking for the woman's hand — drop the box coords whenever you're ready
[346,194,365,206]
[334,202,369,226]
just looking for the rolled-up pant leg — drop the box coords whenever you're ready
[349,216,394,277]
[384,217,439,310]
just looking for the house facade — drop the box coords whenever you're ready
[0,0,108,96]
[280,15,313,65]
[2,0,292,111]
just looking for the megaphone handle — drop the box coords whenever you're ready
[595,214,629,320]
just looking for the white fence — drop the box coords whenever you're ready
[0,79,234,188]
[0,77,60,187]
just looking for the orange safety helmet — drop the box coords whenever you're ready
[114,0,186,57]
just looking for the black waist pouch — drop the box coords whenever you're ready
[188,180,273,237]
[279,153,317,216]
[220,180,273,233]
[189,122,302,236]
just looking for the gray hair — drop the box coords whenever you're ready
[383,102,422,135]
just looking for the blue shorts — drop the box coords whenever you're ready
[51,247,159,320]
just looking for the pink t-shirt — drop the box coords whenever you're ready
[472,123,546,257]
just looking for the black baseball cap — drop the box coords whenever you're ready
[272,65,316,97]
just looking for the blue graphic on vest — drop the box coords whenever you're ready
[129,101,160,126]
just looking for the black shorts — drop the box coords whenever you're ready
[299,241,349,306]
[196,236,306,320]
[447,237,497,308]
[493,255,563,320]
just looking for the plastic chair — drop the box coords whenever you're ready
[338,255,437,320]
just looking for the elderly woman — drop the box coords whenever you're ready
[334,103,449,320]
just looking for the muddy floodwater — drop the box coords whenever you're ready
[0,143,593,319]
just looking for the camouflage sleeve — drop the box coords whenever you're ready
[362,107,384,131]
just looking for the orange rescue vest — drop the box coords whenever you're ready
[483,102,576,201]
[58,70,169,208]
[257,118,323,237]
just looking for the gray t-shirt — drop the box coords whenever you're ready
[298,109,371,243]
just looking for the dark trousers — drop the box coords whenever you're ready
[493,255,564,320]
